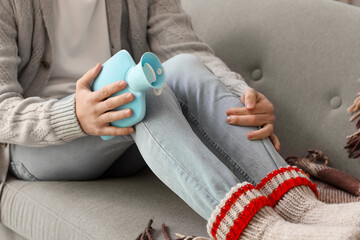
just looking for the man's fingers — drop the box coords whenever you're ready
[226,107,250,116]
[227,114,275,126]
[247,123,274,140]
[100,109,133,123]
[226,104,271,115]
[99,126,135,136]
[269,133,281,152]
[93,80,128,101]
[98,92,134,113]
[242,88,258,110]
[247,127,281,152]
[77,63,102,90]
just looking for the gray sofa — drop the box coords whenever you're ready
[1,0,360,239]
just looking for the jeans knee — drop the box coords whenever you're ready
[167,53,202,69]
[164,53,214,96]
[164,54,204,84]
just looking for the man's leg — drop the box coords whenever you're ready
[132,84,239,219]
[164,54,360,229]
[10,82,241,220]
[10,134,137,181]
[132,58,360,239]
[9,55,360,238]
[165,53,287,185]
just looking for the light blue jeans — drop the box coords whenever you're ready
[9,54,287,220]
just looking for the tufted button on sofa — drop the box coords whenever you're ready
[1,0,359,239]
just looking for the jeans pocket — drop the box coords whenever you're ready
[9,161,39,181]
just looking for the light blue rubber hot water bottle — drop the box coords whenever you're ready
[91,50,166,140]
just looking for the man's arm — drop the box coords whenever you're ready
[147,0,250,97]
[0,0,86,146]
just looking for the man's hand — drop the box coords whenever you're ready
[75,63,135,136]
[226,88,280,152]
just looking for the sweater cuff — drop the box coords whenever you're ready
[50,94,87,142]
[230,84,251,98]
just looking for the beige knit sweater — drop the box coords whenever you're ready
[0,0,249,147]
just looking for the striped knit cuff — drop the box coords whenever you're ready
[50,94,87,142]
[256,166,319,207]
[206,182,271,240]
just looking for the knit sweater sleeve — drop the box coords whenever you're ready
[147,0,250,97]
[0,1,86,146]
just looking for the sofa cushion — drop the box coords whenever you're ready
[0,222,26,240]
[0,168,207,240]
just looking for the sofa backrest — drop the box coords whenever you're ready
[182,0,360,177]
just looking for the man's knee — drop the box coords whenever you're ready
[164,53,215,93]
[164,53,203,71]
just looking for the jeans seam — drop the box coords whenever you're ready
[179,101,256,185]
[10,161,39,181]
[260,138,285,169]
[138,120,220,206]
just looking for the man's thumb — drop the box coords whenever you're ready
[243,88,257,110]
[77,63,102,90]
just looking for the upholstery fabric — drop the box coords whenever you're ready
[182,0,360,177]
[0,222,26,240]
[0,169,207,240]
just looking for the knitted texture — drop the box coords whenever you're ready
[0,0,249,146]
[147,0,249,97]
[275,184,360,226]
[256,166,318,207]
[241,207,360,240]
[0,0,86,146]
[315,181,360,204]
[257,166,360,226]
[206,182,271,240]
[208,181,360,240]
